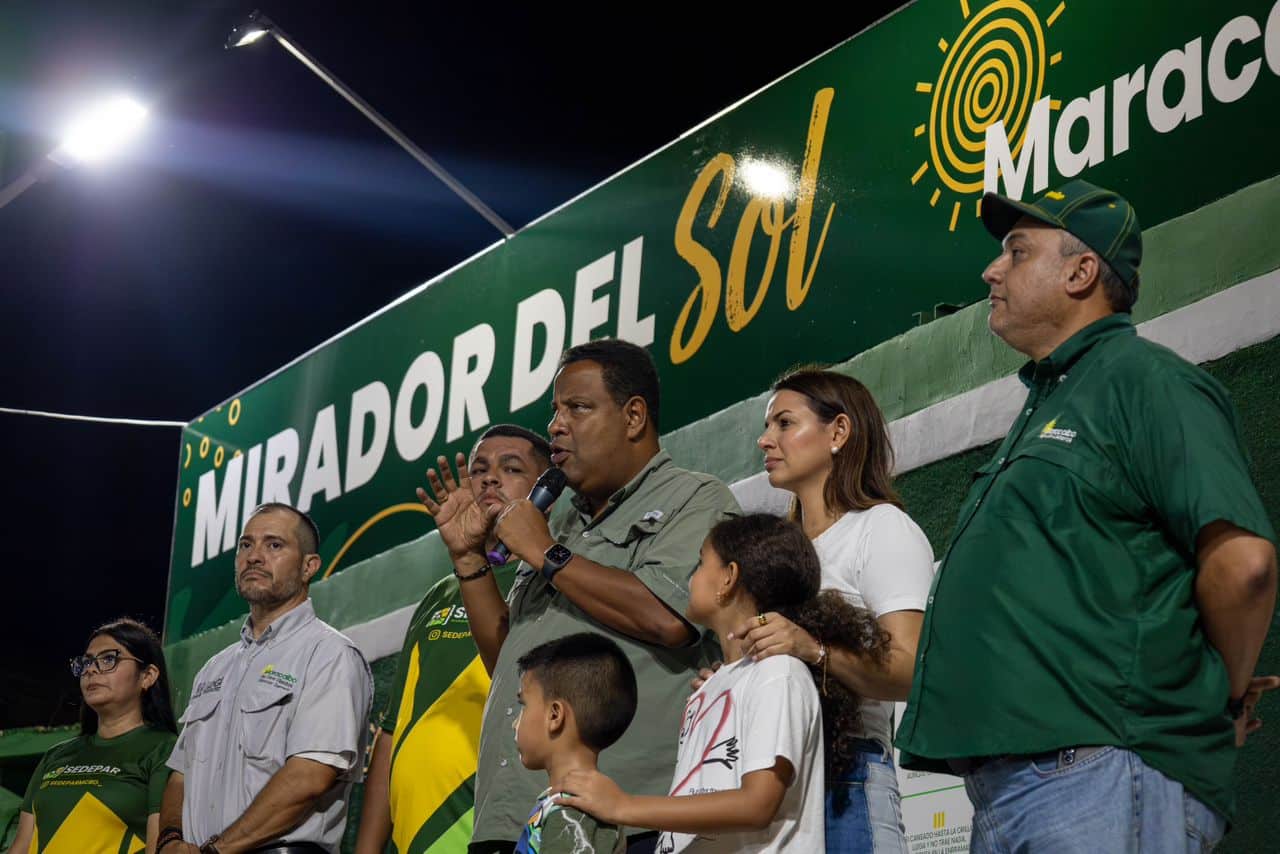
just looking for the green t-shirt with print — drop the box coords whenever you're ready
[21,724,175,853]
[378,563,518,853]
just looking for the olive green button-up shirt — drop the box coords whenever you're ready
[473,450,739,843]
[896,314,1274,820]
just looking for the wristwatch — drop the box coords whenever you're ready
[1228,695,1246,719]
[541,543,573,583]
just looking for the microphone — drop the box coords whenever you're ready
[486,467,568,565]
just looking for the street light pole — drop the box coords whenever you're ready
[0,95,148,211]
[228,11,515,239]
[0,161,52,210]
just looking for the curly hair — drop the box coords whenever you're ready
[785,591,891,799]
[707,514,891,784]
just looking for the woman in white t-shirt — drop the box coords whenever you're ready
[554,514,890,853]
[736,367,936,854]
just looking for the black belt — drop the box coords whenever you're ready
[248,843,328,854]
[946,745,1108,776]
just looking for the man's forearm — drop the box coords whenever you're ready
[353,730,393,854]
[210,756,340,854]
[552,556,694,647]
[454,552,510,674]
[1196,528,1278,697]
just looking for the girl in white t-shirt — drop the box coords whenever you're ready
[739,367,936,854]
[555,513,890,853]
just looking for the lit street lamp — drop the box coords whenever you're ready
[0,94,149,210]
[227,10,515,239]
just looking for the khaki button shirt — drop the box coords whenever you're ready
[473,450,739,843]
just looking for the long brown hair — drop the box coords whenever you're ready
[772,367,901,520]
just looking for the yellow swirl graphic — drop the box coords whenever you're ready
[321,502,430,580]
[928,0,1046,194]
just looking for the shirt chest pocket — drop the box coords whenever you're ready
[177,694,221,764]
[591,511,669,567]
[239,684,294,762]
[1002,441,1146,520]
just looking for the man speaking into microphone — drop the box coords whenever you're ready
[419,339,739,854]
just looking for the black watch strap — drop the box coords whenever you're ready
[542,544,573,582]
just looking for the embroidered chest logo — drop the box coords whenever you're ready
[1039,418,1077,444]
[259,664,298,690]
[192,677,224,699]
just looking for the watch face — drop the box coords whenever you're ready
[546,544,573,567]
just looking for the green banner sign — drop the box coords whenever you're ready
[168,0,1280,642]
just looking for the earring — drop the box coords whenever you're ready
[830,446,839,455]
[715,591,726,605]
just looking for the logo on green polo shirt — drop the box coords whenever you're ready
[44,764,122,780]
[1039,418,1077,444]
[427,605,452,627]
[260,664,299,690]
[426,604,471,628]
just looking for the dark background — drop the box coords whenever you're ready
[0,1,907,727]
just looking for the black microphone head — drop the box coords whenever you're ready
[534,466,568,497]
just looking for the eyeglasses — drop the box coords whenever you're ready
[70,649,144,678]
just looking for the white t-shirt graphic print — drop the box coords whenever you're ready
[657,655,825,853]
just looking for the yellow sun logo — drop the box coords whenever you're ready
[911,0,1066,231]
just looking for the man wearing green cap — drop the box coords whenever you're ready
[895,179,1277,851]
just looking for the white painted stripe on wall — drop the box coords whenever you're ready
[345,271,1280,659]
[345,603,416,661]
[888,267,1280,476]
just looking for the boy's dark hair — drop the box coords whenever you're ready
[559,339,661,431]
[707,513,892,792]
[249,502,321,556]
[475,424,553,469]
[80,617,177,736]
[517,632,638,753]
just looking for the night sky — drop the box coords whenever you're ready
[0,0,907,727]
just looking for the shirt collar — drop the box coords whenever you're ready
[1018,313,1133,388]
[239,598,317,647]
[569,449,673,519]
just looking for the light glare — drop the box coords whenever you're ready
[58,96,149,165]
[740,158,794,199]
[235,28,270,47]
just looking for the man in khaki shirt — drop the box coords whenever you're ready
[420,339,739,854]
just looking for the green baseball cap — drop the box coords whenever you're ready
[981,179,1143,291]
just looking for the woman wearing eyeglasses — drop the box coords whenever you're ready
[6,617,177,854]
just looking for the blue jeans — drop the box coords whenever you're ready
[963,746,1226,853]
[825,738,909,854]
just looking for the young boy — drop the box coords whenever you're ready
[512,632,637,854]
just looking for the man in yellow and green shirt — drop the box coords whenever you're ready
[356,425,551,854]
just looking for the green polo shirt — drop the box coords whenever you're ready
[472,450,739,843]
[22,724,175,853]
[896,314,1275,820]
[378,563,519,853]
